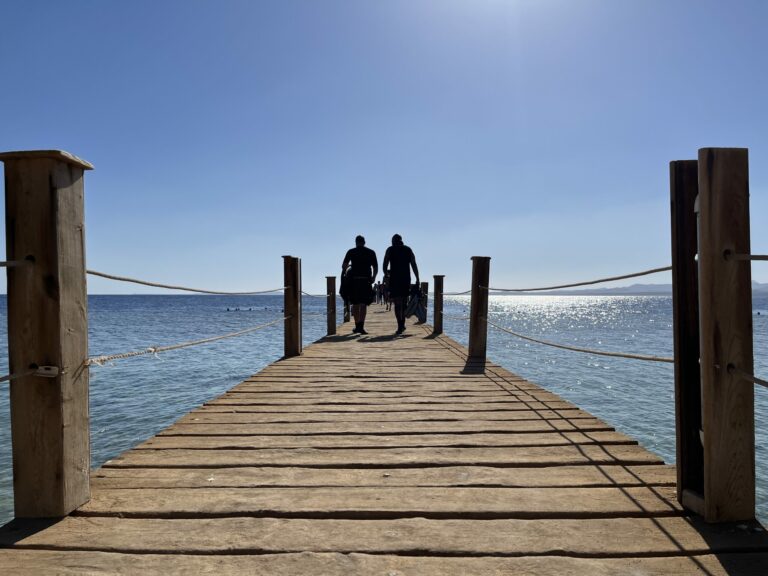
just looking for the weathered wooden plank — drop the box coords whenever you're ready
[138,430,636,450]
[179,404,596,424]
[197,404,594,415]
[75,485,680,518]
[90,464,676,489]
[206,396,563,407]
[231,384,507,392]
[223,390,521,398]
[2,550,766,576]
[5,516,766,556]
[167,417,613,433]
[105,444,662,468]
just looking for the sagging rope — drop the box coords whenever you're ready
[0,366,59,385]
[0,368,36,384]
[86,316,288,367]
[87,269,285,296]
[444,289,472,296]
[0,260,32,268]
[728,365,768,390]
[488,265,672,293]
[486,319,674,363]
[301,290,329,298]
[725,252,768,262]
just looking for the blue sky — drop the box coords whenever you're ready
[1,0,766,293]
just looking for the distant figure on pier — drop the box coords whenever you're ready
[383,272,392,311]
[383,234,419,335]
[342,235,378,335]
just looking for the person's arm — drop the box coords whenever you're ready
[371,252,379,282]
[382,247,391,276]
[342,249,351,272]
[410,250,419,284]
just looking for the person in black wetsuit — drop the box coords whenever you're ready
[342,235,378,335]
[383,234,419,335]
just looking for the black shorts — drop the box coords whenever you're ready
[349,277,373,305]
[389,278,411,298]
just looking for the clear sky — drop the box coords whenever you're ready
[1,0,766,294]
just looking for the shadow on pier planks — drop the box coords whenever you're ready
[2,304,768,575]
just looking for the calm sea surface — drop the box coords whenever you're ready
[0,293,766,524]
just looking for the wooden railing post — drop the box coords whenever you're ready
[670,159,704,514]
[420,281,429,312]
[283,256,302,358]
[326,276,337,336]
[433,275,444,335]
[468,256,491,361]
[697,147,754,522]
[1,150,93,518]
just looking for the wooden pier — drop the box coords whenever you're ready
[1,148,768,574]
[2,309,768,575]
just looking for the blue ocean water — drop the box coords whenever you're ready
[0,293,766,524]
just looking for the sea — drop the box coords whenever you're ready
[0,293,766,525]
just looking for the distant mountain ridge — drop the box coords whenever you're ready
[490,281,768,296]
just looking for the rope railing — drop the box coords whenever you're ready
[87,269,285,296]
[728,365,768,390]
[0,368,37,384]
[0,260,32,268]
[0,365,60,385]
[724,251,768,262]
[488,265,672,293]
[85,316,288,367]
[486,319,674,363]
[444,289,472,296]
[301,290,329,298]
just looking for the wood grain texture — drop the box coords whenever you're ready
[2,550,767,576]
[4,154,90,517]
[697,148,755,521]
[4,516,766,555]
[90,464,675,489]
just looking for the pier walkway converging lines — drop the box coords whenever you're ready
[2,309,768,575]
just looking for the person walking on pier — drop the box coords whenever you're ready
[342,235,378,335]
[383,234,419,335]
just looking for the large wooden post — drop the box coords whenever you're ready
[326,276,337,336]
[1,150,92,518]
[697,147,754,522]
[468,257,490,360]
[283,256,302,358]
[433,275,444,335]
[670,159,704,513]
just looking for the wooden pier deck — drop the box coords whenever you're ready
[2,306,768,574]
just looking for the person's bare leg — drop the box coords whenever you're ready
[358,304,368,334]
[394,297,406,334]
